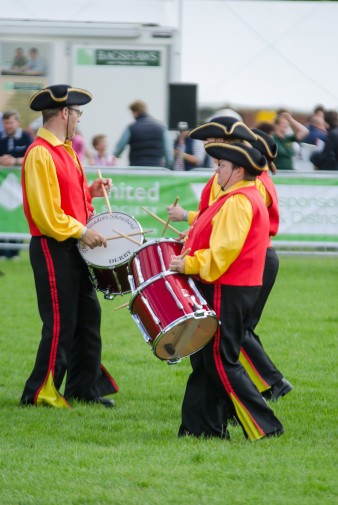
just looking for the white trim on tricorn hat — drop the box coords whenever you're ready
[205,142,267,174]
[30,84,92,111]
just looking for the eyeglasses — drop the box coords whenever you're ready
[68,107,83,118]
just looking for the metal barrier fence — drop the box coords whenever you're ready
[1,166,337,255]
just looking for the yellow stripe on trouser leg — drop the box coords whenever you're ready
[230,393,264,441]
[239,350,271,394]
[36,371,71,408]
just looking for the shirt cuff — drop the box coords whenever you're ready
[184,255,200,275]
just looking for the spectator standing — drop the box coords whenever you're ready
[113,100,173,168]
[313,105,325,119]
[92,134,116,166]
[0,110,33,167]
[0,110,33,259]
[302,115,327,146]
[272,111,309,170]
[173,122,205,170]
[310,110,338,170]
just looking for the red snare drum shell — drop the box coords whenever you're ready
[129,272,218,361]
[129,238,182,289]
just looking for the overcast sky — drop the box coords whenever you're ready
[2,0,338,112]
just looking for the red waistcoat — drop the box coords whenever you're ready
[259,170,279,237]
[198,173,217,212]
[184,185,269,286]
[22,137,94,236]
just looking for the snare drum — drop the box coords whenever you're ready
[128,238,183,290]
[129,272,218,361]
[78,211,143,298]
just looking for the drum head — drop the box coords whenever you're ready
[78,211,143,268]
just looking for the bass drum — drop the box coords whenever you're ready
[78,211,143,298]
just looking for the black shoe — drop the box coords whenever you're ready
[270,378,293,401]
[88,397,115,408]
[264,426,285,438]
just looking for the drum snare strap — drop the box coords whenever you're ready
[134,257,144,285]
[188,277,207,306]
[142,294,161,325]
[157,244,166,272]
[164,280,184,310]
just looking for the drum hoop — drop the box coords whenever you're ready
[152,311,218,359]
[78,210,144,267]
[86,210,142,228]
[129,237,182,257]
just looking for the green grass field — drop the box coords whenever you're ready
[0,252,337,505]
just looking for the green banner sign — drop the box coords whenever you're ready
[0,168,337,243]
[76,48,161,67]
[96,49,161,66]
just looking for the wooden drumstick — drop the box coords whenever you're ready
[180,247,191,259]
[111,228,141,246]
[97,168,112,215]
[162,196,179,237]
[106,229,153,241]
[114,302,129,311]
[141,207,181,235]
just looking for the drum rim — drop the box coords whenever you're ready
[152,311,219,360]
[88,265,131,296]
[77,210,144,267]
[128,237,183,258]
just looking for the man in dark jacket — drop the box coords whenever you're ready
[0,110,33,259]
[113,100,173,168]
[310,110,338,170]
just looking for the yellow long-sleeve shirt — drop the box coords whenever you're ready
[23,128,86,241]
[184,180,256,282]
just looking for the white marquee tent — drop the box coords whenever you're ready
[1,0,338,112]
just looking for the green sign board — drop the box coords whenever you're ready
[0,168,337,244]
[76,48,161,67]
[96,49,161,66]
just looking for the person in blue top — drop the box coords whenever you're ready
[0,110,33,167]
[302,114,327,146]
[113,100,173,168]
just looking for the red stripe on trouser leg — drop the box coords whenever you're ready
[212,284,265,439]
[34,238,61,403]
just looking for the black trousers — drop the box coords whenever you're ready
[241,247,283,387]
[179,283,283,440]
[21,236,118,405]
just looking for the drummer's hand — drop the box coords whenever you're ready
[166,203,185,222]
[89,178,113,197]
[81,228,108,249]
[169,256,185,274]
[178,229,189,241]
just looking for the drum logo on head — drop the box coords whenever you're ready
[109,250,132,264]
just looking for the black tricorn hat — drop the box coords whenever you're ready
[189,116,257,142]
[251,128,278,161]
[205,142,266,174]
[30,84,92,111]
